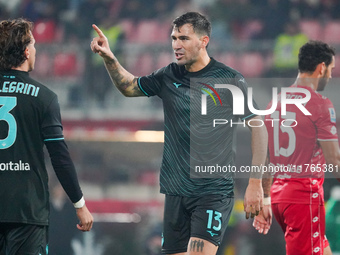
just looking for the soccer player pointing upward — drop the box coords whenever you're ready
[91,12,268,255]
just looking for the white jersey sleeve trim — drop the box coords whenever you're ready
[317,138,338,141]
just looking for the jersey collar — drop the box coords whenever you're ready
[183,57,216,77]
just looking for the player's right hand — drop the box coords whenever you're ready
[253,204,272,235]
[90,24,114,60]
[76,205,94,232]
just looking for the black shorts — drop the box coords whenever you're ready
[162,194,234,254]
[0,223,48,255]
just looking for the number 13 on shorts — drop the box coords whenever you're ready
[206,210,222,236]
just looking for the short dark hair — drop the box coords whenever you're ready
[172,12,211,38]
[298,40,335,73]
[0,18,33,71]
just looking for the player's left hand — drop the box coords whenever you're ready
[76,205,94,232]
[244,179,263,219]
[253,204,272,234]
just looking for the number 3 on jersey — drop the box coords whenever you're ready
[271,111,296,157]
[0,96,17,149]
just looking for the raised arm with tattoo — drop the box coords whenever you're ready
[90,24,144,97]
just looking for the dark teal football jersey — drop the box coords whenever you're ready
[138,58,257,197]
[0,70,64,225]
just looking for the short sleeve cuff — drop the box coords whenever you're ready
[137,77,149,97]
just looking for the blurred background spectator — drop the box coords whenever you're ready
[266,21,308,77]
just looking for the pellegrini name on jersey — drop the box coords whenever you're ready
[0,81,40,97]
[0,161,31,171]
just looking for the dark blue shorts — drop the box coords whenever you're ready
[162,194,234,254]
[0,223,48,255]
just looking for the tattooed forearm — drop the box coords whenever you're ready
[249,167,263,179]
[189,239,205,252]
[262,171,273,197]
[104,56,144,97]
[248,116,268,180]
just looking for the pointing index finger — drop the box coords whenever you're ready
[92,24,104,37]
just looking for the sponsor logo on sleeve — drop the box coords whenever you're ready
[329,108,336,123]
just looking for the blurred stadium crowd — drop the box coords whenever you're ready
[1,0,340,109]
[1,0,340,40]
